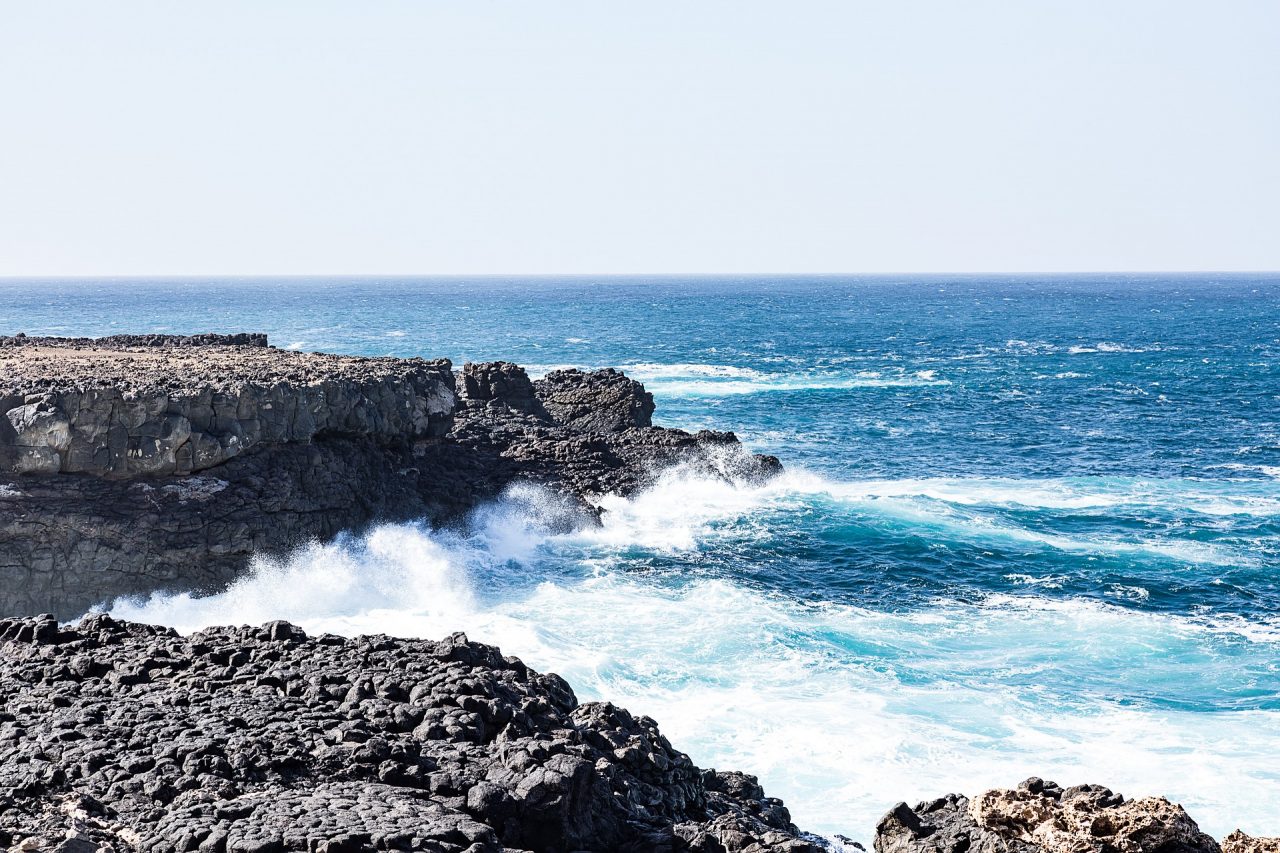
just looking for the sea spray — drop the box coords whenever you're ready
[107,469,1280,843]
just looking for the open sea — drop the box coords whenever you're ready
[2,274,1278,843]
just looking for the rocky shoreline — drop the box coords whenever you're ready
[0,335,777,618]
[1,334,1275,851]
[0,614,823,853]
[1,614,1275,853]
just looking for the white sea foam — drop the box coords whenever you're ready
[637,371,951,398]
[619,362,767,380]
[522,361,951,397]
[104,471,1280,843]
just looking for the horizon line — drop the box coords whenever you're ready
[2,270,1279,281]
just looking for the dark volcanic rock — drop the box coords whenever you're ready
[457,362,542,416]
[875,777,1223,853]
[0,336,781,618]
[533,369,655,433]
[0,614,821,853]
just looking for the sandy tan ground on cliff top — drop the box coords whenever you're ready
[0,344,448,396]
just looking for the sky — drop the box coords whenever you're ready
[1,1,1277,276]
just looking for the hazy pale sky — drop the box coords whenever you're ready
[1,1,1277,275]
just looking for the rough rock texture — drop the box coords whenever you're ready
[874,777,1225,853]
[1223,832,1280,853]
[0,335,455,477]
[0,336,780,618]
[533,369,655,434]
[0,614,821,853]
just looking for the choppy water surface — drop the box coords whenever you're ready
[3,275,1278,842]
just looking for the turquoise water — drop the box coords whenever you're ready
[3,275,1278,842]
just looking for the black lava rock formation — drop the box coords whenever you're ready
[0,614,820,853]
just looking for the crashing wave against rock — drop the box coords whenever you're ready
[874,777,1277,853]
[0,335,780,618]
[0,614,820,853]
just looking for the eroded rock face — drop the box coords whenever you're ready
[875,778,1221,853]
[0,337,781,618]
[0,615,821,853]
[0,335,456,478]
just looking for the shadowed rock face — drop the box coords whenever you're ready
[0,335,780,618]
[0,614,821,853]
[873,777,1253,853]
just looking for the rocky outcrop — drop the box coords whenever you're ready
[873,777,1270,853]
[0,335,779,618]
[1224,832,1280,853]
[0,334,455,477]
[533,369,655,433]
[0,614,821,853]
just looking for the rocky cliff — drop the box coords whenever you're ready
[0,334,454,478]
[0,335,779,618]
[0,614,820,853]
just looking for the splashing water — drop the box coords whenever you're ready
[108,470,1280,844]
[9,274,1277,844]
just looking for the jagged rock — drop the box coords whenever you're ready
[1223,832,1280,853]
[457,362,542,415]
[875,778,1222,853]
[0,336,780,619]
[533,369,654,433]
[0,615,821,853]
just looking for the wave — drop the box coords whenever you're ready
[526,362,950,396]
[634,369,950,398]
[576,469,1276,572]
[619,362,769,380]
[102,470,1280,843]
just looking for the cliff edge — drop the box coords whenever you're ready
[0,335,779,618]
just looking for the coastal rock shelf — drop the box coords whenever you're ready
[875,777,1277,853]
[0,614,820,853]
[0,334,780,618]
[0,334,456,478]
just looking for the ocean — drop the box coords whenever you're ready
[2,274,1277,843]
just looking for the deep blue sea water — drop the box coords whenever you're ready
[2,275,1278,842]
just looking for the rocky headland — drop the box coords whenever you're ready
[0,334,777,618]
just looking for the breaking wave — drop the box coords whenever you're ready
[105,468,1280,843]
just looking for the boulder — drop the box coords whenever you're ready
[534,368,655,433]
[876,778,1222,853]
